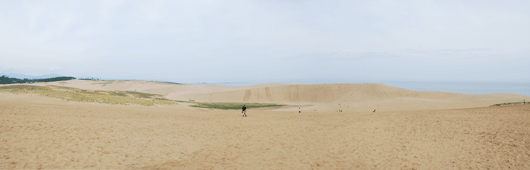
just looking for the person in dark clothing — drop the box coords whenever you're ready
[242,105,247,117]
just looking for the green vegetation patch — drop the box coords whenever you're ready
[0,85,51,91]
[0,85,284,109]
[47,85,79,91]
[190,102,283,110]
[125,91,161,98]
[0,85,177,106]
[108,91,128,97]
[490,102,526,107]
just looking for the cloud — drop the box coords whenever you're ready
[0,0,529,82]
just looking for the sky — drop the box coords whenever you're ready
[1,0,529,83]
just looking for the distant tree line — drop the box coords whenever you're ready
[1,75,182,85]
[0,75,76,84]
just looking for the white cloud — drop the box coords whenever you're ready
[0,0,528,82]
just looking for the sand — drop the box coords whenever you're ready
[1,80,529,169]
[36,80,528,111]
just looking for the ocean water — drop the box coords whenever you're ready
[204,81,530,97]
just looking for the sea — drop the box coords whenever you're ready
[195,81,530,97]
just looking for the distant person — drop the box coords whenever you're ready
[242,105,247,117]
[373,109,376,113]
[299,107,301,113]
[524,99,526,104]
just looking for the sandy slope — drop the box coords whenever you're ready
[1,92,529,169]
[168,83,527,112]
[35,80,528,112]
[40,80,238,97]
[2,80,528,169]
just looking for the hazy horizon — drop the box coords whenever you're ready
[1,1,529,83]
[1,72,528,96]
[2,72,530,84]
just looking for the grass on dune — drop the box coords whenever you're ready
[0,85,177,106]
[190,102,283,110]
[125,91,160,98]
[0,85,285,109]
[490,102,527,107]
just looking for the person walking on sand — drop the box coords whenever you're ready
[242,105,247,117]
[299,107,301,113]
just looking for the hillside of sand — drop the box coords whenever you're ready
[35,80,528,112]
[1,91,529,169]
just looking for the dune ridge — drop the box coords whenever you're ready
[30,80,527,112]
[165,83,526,111]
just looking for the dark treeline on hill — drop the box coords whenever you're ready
[1,75,182,85]
[0,75,76,84]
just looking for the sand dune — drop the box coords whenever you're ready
[38,80,527,112]
[2,80,528,169]
[165,83,526,112]
[0,92,529,169]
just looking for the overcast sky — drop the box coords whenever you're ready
[1,0,529,83]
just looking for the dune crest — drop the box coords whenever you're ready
[37,80,527,111]
[166,83,526,111]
